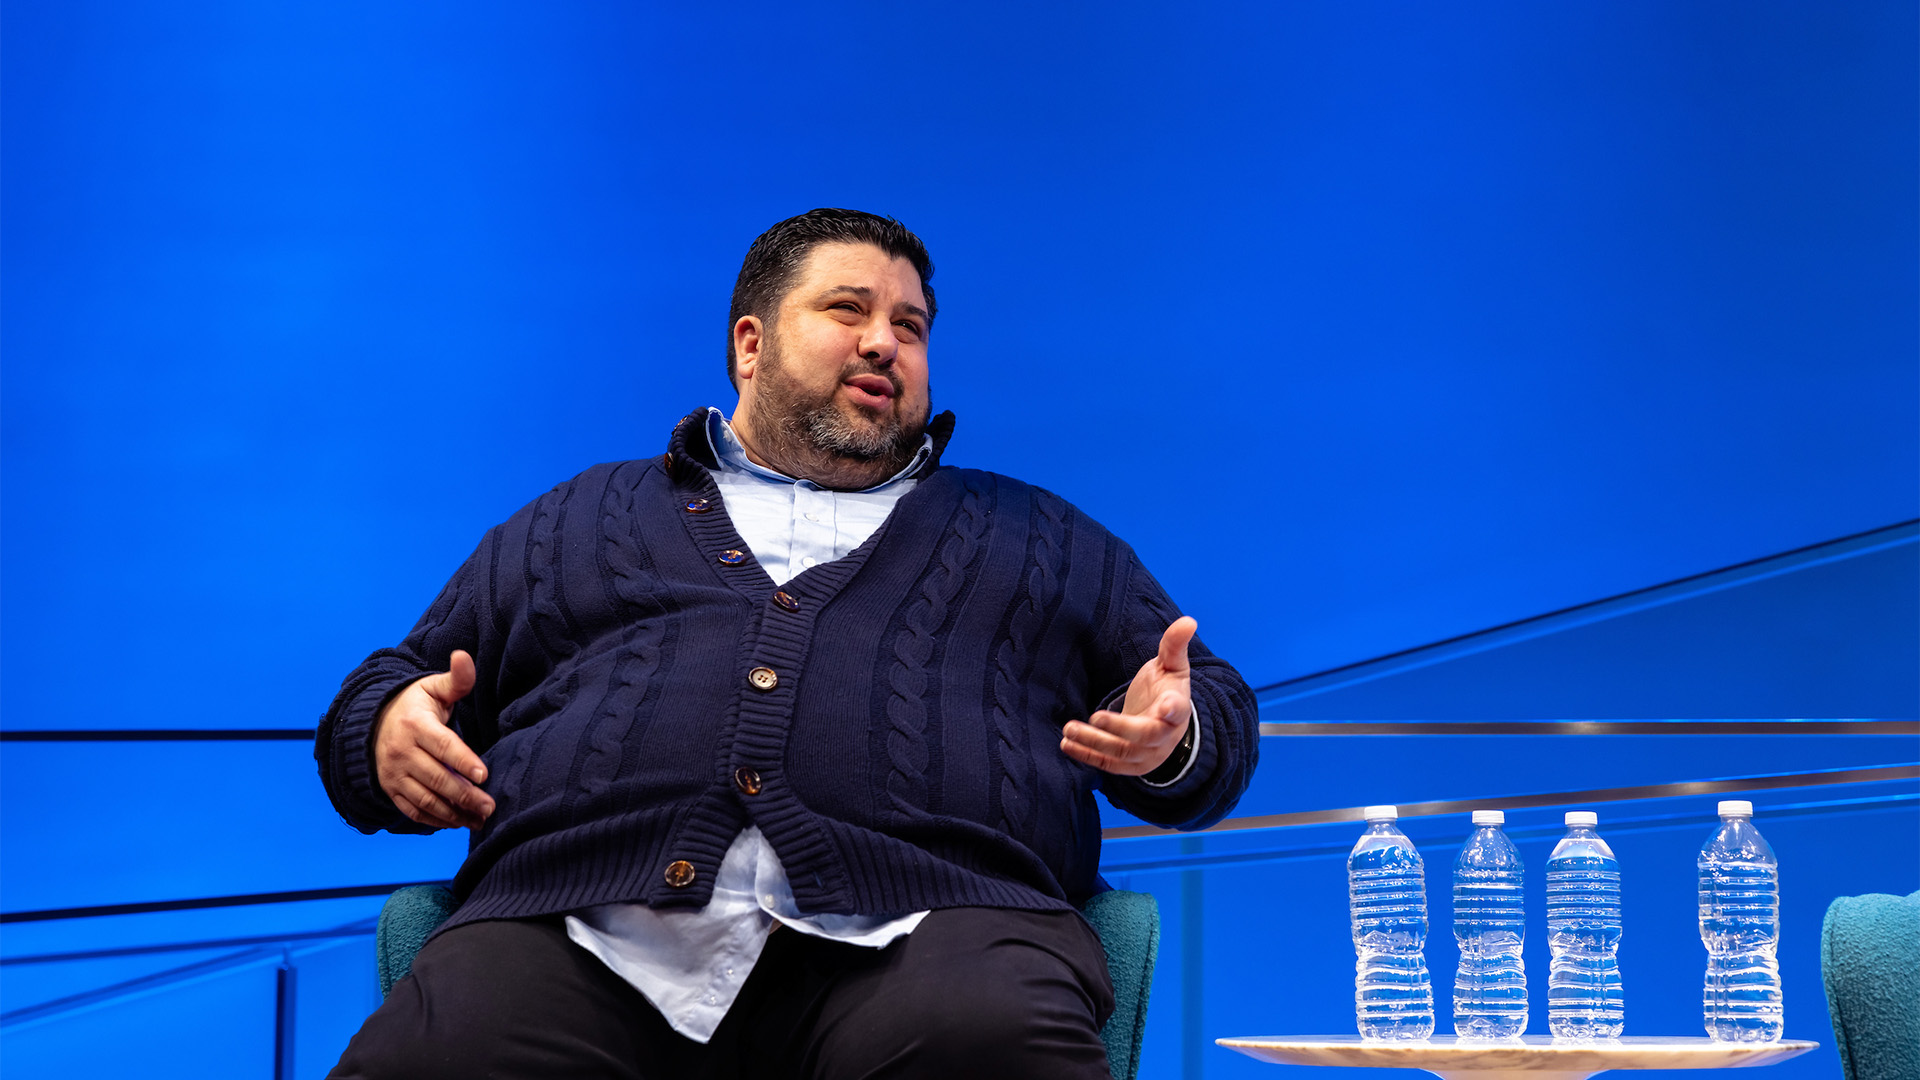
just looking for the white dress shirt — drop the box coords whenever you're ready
[565,410,931,1042]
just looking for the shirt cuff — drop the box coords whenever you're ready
[1139,700,1201,788]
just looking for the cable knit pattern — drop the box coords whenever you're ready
[521,482,576,660]
[567,463,673,810]
[316,408,1258,936]
[884,476,989,821]
[988,486,1069,841]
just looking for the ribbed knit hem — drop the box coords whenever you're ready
[325,668,434,833]
[433,813,1077,943]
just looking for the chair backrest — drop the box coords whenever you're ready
[376,884,459,997]
[1080,889,1162,1080]
[1821,890,1919,1080]
[375,886,1161,1080]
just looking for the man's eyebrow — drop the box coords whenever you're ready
[817,285,930,324]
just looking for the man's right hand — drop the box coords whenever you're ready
[373,649,495,830]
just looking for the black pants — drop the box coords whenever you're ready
[329,907,1116,1080]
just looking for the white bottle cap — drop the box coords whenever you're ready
[1718,800,1754,817]
[1565,811,1598,826]
[1471,810,1505,825]
[1362,805,1398,821]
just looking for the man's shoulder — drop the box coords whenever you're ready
[489,457,669,525]
[914,467,1110,534]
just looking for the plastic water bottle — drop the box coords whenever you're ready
[1453,809,1527,1039]
[1546,811,1623,1039]
[1349,805,1434,1040]
[1698,800,1783,1042]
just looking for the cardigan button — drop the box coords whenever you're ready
[772,591,800,613]
[733,767,763,796]
[661,452,676,477]
[747,666,778,691]
[684,498,712,514]
[664,860,696,888]
[718,549,749,566]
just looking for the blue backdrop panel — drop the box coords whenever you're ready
[1262,540,1919,721]
[0,743,466,913]
[1,2,1914,1078]
[3,1,1913,733]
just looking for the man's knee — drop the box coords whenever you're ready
[809,908,1114,1079]
[327,918,664,1080]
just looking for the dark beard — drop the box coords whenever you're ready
[745,338,929,489]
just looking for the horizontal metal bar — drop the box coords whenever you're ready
[1258,720,1919,736]
[1257,519,1918,707]
[5,720,1908,745]
[0,729,315,742]
[0,881,445,925]
[0,945,288,1028]
[1102,790,1917,875]
[1102,763,1920,839]
[2,923,378,967]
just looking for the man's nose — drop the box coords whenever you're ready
[859,319,899,364]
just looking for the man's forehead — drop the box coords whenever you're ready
[792,242,926,306]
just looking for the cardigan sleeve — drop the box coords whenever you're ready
[1090,539,1260,831]
[313,524,498,835]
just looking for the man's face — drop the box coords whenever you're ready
[734,242,932,476]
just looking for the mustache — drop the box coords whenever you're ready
[839,360,903,399]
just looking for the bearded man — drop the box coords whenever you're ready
[318,208,1258,1080]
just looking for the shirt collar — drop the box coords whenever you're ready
[703,407,932,493]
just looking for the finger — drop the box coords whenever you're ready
[1063,719,1143,763]
[446,650,477,700]
[396,796,461,831]
[1090,699,1185,736]
[420,718,489,786]
[391,777,469,830]
[419,650,479,710]
[1059,734,1126,774]
[1158,616,1197,675]
[409,742,495,819]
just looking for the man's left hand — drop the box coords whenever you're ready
[1059,616,1196,776]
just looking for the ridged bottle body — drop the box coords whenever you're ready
[1453,825,1527,1039]
[1349,822,1434,1040]
[1698,817,1782,1042]
[1546,828,1623,1039]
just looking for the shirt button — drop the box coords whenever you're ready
[664,860,696,888]
[684,498,712,514]
[747,666,778,691]
[717,549,748,565]
[734,767,762,795]
[772,591,800,613]
[801,556,817,567]
[804,512,820,523]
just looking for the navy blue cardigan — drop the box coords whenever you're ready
[317,410,1258,933]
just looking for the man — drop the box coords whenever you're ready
[318,208,1258,1079]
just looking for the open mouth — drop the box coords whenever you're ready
[843,375,896,409]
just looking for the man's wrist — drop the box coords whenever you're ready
[1139,710,1198,786]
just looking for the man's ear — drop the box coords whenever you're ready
[732,316,763,381]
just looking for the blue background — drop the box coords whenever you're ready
[2,3,1913,1078]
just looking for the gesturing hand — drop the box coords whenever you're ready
[1059,616,1196,777]
[373,650,495,830]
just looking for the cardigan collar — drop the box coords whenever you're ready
[665,406,956,484]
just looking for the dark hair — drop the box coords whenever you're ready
[726,208,936,386]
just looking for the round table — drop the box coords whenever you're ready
[1214,1035,1817,1080]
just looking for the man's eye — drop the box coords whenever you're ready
[896,321,923,338]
